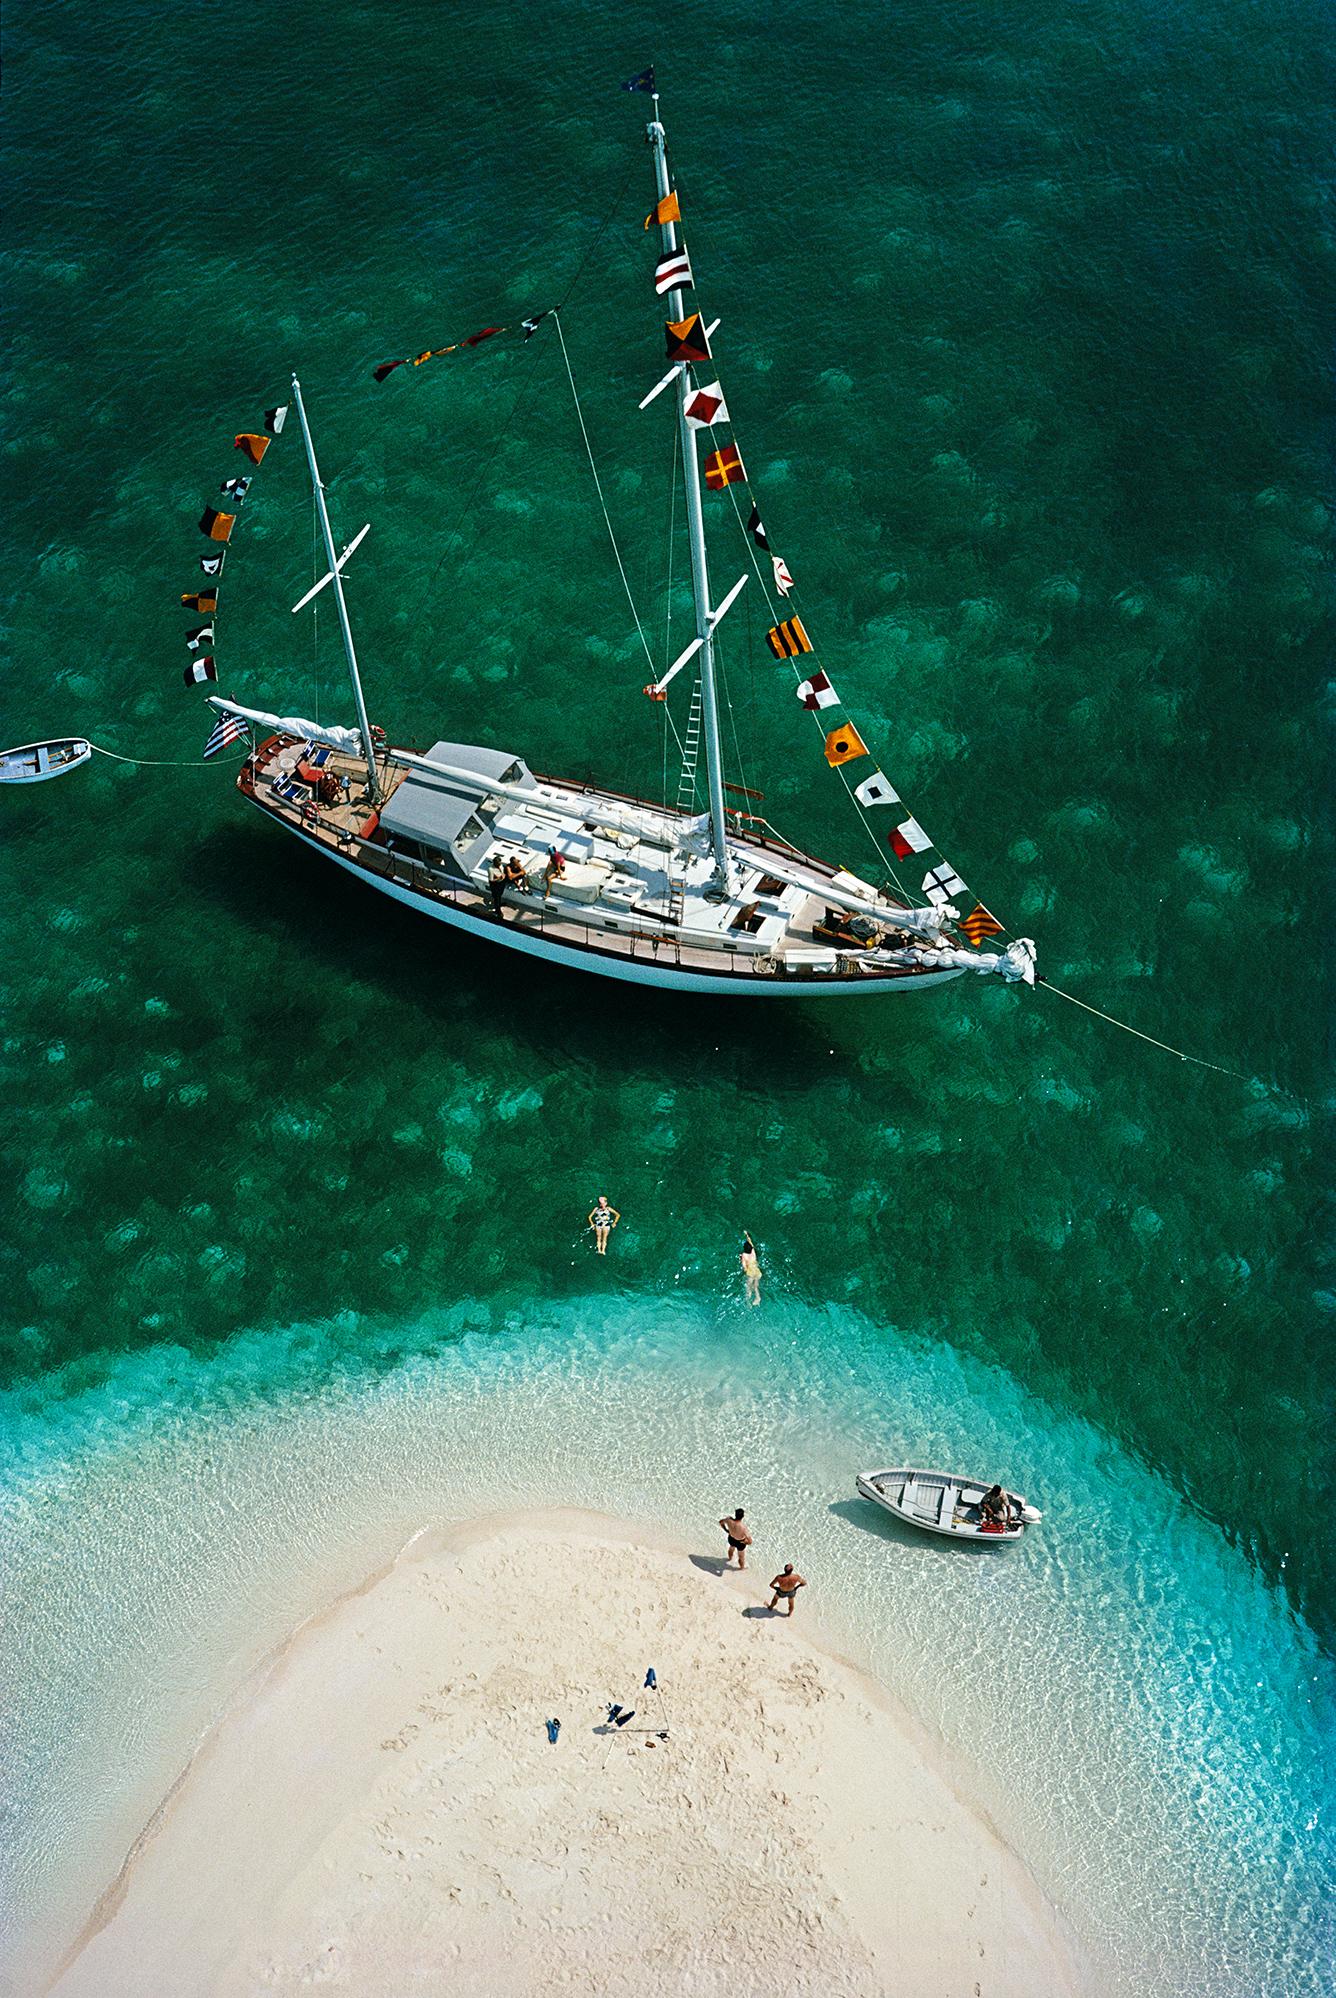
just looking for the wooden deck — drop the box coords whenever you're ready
[239,737,960,988]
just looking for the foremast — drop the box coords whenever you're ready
[291,372,381,805]
[646,102,732,897]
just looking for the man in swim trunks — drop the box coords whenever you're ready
[588,1194,620,1253]
[740,1234,761,1307]
[718,1509,752,1570]
[768,1564,807,1616]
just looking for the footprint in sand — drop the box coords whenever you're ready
[380,1721,421,1751]
[298,1940,343,1985]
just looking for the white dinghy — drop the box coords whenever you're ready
[0,738,91,784]
[856,1467,1042,1543]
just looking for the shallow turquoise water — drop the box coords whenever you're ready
[2,0,1332,1990]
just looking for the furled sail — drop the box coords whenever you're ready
[206,697,363,755]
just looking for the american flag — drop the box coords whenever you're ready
[203,712,249,760]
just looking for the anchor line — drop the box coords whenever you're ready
[1036,977,1261,1086]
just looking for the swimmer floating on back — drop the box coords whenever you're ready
[588,1194,620,1254]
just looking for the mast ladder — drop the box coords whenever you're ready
[676,676,704,814]
[666,676,705,928]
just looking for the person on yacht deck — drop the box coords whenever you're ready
[542,846,566,898]
[490,854,526,918]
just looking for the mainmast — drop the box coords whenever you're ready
[291,373,381,805]
[646,99,732,896]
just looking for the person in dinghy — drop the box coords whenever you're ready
[978,1484,1022,1532]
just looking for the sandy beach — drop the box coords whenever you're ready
[47,1508,1084,1998]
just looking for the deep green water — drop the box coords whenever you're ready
[2,0,1333,1990]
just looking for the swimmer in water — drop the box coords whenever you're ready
[740,1234,761,1306]
[588,1194,620,1254]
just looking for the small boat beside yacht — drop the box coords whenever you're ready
[856,1467,1042,1542]
[0,738,91,784]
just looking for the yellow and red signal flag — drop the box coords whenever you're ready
[824,724,869,767]
[234,432,271,466]
[961,902,1004,946]
[665,313,712,364]
[704,444,745,489]
[199,506,235,543]
[644,189,681,232]
[767,616,813,659]
[372,326,505,383]
[180,589,218,614]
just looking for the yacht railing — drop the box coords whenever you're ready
[241,754,937,982]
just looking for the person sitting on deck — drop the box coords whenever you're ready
[489,858,526,918]
[979,1484,1014,1528]
[542,846,566,898]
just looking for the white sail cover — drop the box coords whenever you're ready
[885,938,1037,983]
[207,698,364,755]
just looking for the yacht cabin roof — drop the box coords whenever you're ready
[378,742,533,870]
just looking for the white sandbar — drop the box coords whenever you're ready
[49,1509,1085,1997]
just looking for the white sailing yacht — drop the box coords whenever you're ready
[207,93,1035,1000]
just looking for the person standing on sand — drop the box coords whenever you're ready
[588,1194,620,1253]
[718,1509,752,1570]
[769,1565,807,1616]
[740,1234,761,1306]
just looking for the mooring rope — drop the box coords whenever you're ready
[1036,976,1259,1085]
[87,742,244,769]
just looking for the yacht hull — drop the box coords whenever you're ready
[263,804,964,998]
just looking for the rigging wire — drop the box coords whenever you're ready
[716,470,913,899]
[714,628,756,817]
[552,309,657,677]
[403,337,554,633]
[401,153,641,637]
[663,423,681,808]
[310,494,322,721]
